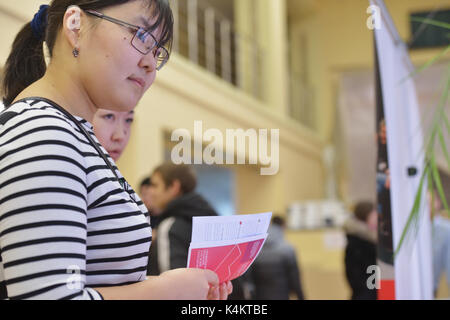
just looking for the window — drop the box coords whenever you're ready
[409,9,450,49]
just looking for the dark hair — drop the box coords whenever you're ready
[2,0,173,107]
[140,176,151,188]
[152,162,197,195]
[271,216,286,227]
[353,201,375,222]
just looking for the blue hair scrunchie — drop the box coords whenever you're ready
[31,4,49,40]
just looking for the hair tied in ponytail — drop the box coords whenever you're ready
[30,4,49,40]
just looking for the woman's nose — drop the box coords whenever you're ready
[139,50,157,73]
[112,125,127,142]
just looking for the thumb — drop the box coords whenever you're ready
[203,269,219,286]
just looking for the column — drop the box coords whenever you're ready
[233,0,254,95]
[256,0,289,115]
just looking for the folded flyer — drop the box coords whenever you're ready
[187,212,272,283]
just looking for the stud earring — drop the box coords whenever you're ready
[72,48,79,58]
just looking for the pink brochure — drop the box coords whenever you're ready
[187,212,272,283]
[187,235,267,283]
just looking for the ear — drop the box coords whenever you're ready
[63,5,82,49]
[169,179,182,197]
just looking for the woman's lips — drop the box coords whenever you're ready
[108,150,121,160]
[128,77,145,88]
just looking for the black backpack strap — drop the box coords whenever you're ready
[0,111,18,125]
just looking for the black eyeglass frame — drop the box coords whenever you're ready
[85,9,169,70]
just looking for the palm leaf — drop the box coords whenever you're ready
[437,126,450,172]
[395,163,428,256]
[439,68,450,136]
[429,171,436,220]
[430,152,450,213]
[395,43,450,254]
[444,112,450,136]
[399,45,450,84]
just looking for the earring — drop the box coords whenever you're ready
[72,48,79,58]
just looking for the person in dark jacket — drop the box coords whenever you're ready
[139,176,160,229]
[344,201,378,300]
[146,162,218,274]
[251,216,305,300]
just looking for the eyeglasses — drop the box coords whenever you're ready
[85,10,169,71]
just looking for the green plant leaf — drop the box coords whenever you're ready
[414,45,450,75]
[417,69,450,162]
[390,33,450,255]
[439,68,450,136]
[430,152,450,212]
[443,108,450,136]
[423,68,450,152]
[395,164,428,256]
[429,169,436,220]
[399,45,450,83]
[425,127,438,161]
[437,126,450,172]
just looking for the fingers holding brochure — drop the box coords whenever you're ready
[187,213,272,284]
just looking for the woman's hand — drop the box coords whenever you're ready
[96,268,233,300]
[159,268,232,300]
[207,280,233,300]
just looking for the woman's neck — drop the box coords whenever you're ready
[14,63,97,123]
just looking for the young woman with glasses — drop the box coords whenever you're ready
[0,0,232,300]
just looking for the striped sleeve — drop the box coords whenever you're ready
[0,110,103,300]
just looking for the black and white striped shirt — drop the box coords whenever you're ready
[0,98,151,300]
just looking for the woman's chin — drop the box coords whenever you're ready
[109,151,121,161]
[101,95,139,112]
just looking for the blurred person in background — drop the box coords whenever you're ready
[147,162,238,296]
[93,111,163,281]
[140,176,152,210]
[93,111,162,231]
[251,216,305,300]
[92,109,134,162]
[146,162,218,274]
[139,176,160,229]
[429,193,450,298]
[343,201,377,300]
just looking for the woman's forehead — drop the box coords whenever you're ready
[106,1,169,44]
[133,14,164,39]
[120,110,135,117]
[132,1,160,27]
[107,1,159,28]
